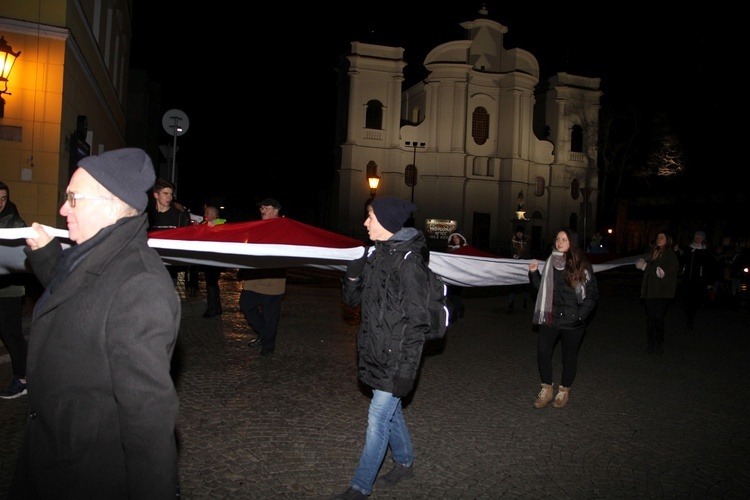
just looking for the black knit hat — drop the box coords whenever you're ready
[256,198,281,209]
[370,197,416,233]
[78,148,155,212]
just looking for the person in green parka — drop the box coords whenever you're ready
[635,229,679,354]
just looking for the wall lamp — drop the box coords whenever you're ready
[0,36,21,118]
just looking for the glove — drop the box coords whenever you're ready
[346,247,368,279]
[635,258,647,271]
[391,376,415,398]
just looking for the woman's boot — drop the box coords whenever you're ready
[533,383,554,409]
[552,386,570,408]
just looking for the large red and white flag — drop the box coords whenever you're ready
[0,218,639,286]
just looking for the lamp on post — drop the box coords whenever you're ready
[364,173,380,218]
[0,36,22,119]
[515,190,528,221]
[580,186,593,247]
[367,174,380,198]
[404,141,425,204]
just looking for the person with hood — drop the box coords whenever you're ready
[675,230,716,329]
[445,231,467,320]
[338,197,429,499]
[528,229,598,409]
[635,230,679,354]
[0,181,30,399]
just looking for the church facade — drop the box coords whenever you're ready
[333,13,602,255]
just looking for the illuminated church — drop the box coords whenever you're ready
[333,7,601,254]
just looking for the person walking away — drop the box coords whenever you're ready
[508,225,531,311]
[147,178,191,286]
[635,230,679,354]
[201,205,226,318]
[240,198,286,356]
[445,231,467,321]
[528,229,598,409]
[338,196,429,499]
[0,181,30,399]
[675,230,715,329]
[12,148,180,498]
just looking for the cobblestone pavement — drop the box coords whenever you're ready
[1,267,749,499]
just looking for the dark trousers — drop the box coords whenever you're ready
[239,290,282,352]
[447,285,464,320]
[508,283,530,306]
[644,298,671,347]
[537,324,585,388]
[0,296,27,378]
[203,267,223,315]
[682,282,705,327]
[186,266,200,295]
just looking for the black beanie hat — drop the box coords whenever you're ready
[78,148,155,212]
[370,197,416,233]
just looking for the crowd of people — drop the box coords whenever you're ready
[1,147,746,496]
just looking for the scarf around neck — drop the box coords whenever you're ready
[533,251,566,325]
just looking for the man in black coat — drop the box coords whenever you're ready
[676,230,715,329]
[338,197,429,499]
[12,148,180,499]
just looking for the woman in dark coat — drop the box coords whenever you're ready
[528,229,598,409]
[635,229,679,354]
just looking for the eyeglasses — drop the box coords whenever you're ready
[66,192,112,208]
[0,196,7,202]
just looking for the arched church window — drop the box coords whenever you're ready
[534,176,545,197]
[472,107,489,145]
[571,125,583,152]
[365,100,383,130]
[571,178,580,199]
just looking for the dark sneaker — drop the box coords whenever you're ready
[0,378,27,399]
[248,336,261,347]
[335,487,368,499]
[376,463,413,485]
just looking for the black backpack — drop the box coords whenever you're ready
[383,250,452,341]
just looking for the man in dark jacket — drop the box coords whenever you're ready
[338,197,429,499]
[148,177,191,286]
[12,148,180,499]
[676,230,715,329]
[0,181,30,399]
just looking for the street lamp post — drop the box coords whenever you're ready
[404,141,425,204]
[161,109,189,188]
[515,190,528,221]
[364,174,380,218]
[367,175,380,199]
[581,186,593,247]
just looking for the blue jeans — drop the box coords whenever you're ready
[350,390,413,495]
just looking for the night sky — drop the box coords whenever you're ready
[130,3,745,221]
